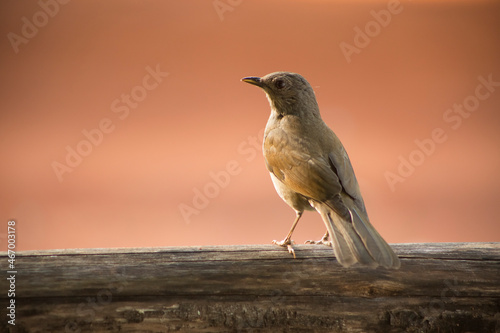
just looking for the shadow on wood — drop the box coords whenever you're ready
[1,242,499,332]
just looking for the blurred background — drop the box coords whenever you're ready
[1,0,499,251]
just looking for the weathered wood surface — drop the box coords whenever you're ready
[1,242,499,332]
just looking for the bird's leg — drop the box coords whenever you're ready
[272,211,303,258]
[305,231,331,246]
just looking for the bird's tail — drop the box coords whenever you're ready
[315,196,400,269]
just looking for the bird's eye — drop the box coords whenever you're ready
[275,79,286,89]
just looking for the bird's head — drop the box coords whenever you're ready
[241,72,320,118]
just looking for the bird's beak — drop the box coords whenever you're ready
[241,76,262,87]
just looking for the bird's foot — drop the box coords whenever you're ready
[272,239,296,258]
[305,234,331,247]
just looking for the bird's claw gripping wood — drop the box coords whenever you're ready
[272,239,296,258]
[305,232,332,247]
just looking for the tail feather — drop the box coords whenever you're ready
[332,211,379,267]
[313,198,400,269]
[350,204,400,269]
[325,214,357,267]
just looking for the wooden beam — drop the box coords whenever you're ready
[1,243,499,332]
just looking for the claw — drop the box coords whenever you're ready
[272,239,296,258]
[305,232,331,247]
[305,239,332,246]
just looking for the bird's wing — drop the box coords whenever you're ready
[264,127,343,203]
[327,142,364,207]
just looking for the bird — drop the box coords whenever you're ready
[241,72,400,269]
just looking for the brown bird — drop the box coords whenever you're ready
[242,72,400,269]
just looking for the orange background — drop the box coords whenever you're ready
[1,0,499,251]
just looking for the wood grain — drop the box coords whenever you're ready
[1,243,499,332]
